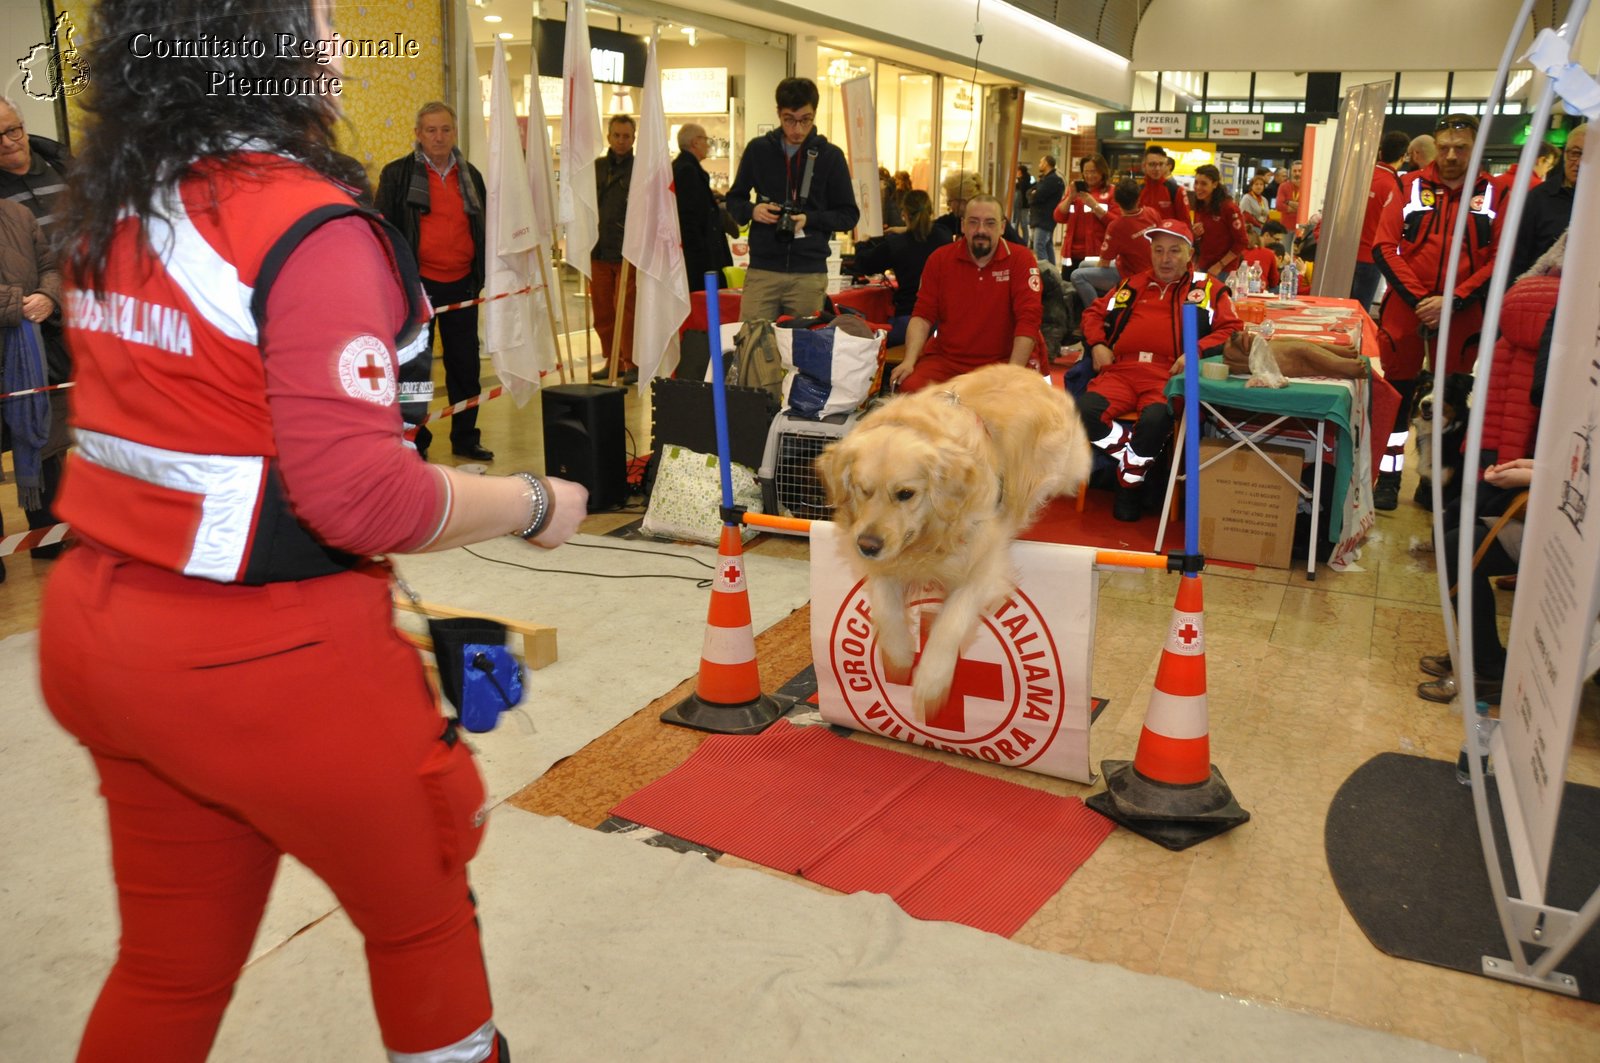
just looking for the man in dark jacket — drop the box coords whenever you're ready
[591,114,637,381]
[1510,122,1584,277]
[0,95,72,557]
[672,123,732,294]
[375,101,490,461]
[1027,154,1065,265]
[726,78,860,323]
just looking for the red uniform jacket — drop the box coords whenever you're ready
[1191,200,1248,273]
[1357,163,1403,264]
[1053,183,1114,261]
[59,154,429,583]
[1139,176,1192,228]
[1373,162,1503,310]
[1081,268,1242,365]
[1097,207,1161,277]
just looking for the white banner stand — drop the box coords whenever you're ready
[1439,0,1600,998]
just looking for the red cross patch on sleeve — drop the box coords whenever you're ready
[336,335,397,406]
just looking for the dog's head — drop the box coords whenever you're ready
[1415,372,1474,428]
[817,417,984,570]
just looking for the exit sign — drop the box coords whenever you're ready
[1114,120,1131,131]
[1265,121,1283,133]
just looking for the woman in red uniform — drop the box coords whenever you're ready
[39,3,586,1060]
[1053,153,1113,269]
[1189,164,1248,279]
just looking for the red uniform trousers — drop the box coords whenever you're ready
[40,549,499,1063]
[899,350,1014,393]
[589,257,637,372]
[1376,292,1484,381]
[1083,359,1172,422]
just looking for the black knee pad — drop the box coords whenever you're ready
[1131,404,1172,457]
[1077,391,1113,441]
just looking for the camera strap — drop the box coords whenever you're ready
[796,147,818,205]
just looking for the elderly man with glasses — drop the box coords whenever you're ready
[1370,112,1505,510]
[673,122,732,294]
[1510,123,1586,277]
[726,77,859,323]
[0,95,73,561]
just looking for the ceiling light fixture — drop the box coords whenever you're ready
[484,14,502,22]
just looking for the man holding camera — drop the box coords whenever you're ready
[727,78,860,323]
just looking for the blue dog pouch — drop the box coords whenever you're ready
[460,644,524,733]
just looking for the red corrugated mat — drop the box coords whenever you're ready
[610,721,1115,936]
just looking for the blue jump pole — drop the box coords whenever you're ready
[702,271,736,522]
[1180,304,1202,563]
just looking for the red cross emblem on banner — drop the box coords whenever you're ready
[911,614,1003,731]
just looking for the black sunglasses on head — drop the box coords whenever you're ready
[1435,118,1479,133]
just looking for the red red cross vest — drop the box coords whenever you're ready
[58,152,428,583]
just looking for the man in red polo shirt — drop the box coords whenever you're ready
[1078,219,1242,521]
[1276,159,1303,233]
[889,194,1043,392]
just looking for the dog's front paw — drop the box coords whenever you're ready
[880,643,914,686]
[911,666,955,725]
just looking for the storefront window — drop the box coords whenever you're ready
[876,62,935,191]
[816,46,873,151]
[939,74,982,193]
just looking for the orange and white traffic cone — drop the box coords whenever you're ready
[661,524,790,734]
[1086,574,1249,850]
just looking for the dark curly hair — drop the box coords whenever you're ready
[1192,163,1233,217]
[64,1,362,291]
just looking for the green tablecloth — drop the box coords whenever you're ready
[1165,358,1357,541]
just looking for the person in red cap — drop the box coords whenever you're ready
[1077,219,1242,521]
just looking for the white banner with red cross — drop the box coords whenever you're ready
[809,522,1098,783]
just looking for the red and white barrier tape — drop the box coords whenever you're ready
[432,285,532,315]
[0,380,74,400]
[403,385,508,438]
[0,522,69,558]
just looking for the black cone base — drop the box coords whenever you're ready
[660,691,794,735]
[1085,759,1250,851]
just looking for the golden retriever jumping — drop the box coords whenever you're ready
[816,364,1092,722]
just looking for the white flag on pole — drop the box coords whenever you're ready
[525,41,558,250]
[622,32,691,387]
[483,40,554,403]
[559,3,601,278]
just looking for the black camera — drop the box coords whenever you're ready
[760,196,801,240]
[774,203,800,236]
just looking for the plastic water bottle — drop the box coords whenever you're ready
[1278,258,1298,302]
[1247,261,1262,295]
[1456,700,1498,784]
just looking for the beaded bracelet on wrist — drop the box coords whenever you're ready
[512,472,553,540]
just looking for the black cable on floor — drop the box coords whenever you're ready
[460,545,714,587]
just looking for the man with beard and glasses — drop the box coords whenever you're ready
[888,194,1043,393]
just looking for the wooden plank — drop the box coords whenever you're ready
[393,597,559,670]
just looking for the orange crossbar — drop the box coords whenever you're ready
[740,513,1174,570]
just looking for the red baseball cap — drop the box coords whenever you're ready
[1144,219,1195,247]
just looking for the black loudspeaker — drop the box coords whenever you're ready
[541,383,628,511]
[1305,72,1342,115]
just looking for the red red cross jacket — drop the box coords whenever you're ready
[59,152,429,583]
[1373,162,1503,310]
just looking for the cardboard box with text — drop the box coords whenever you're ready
[1197,438,1304,569]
